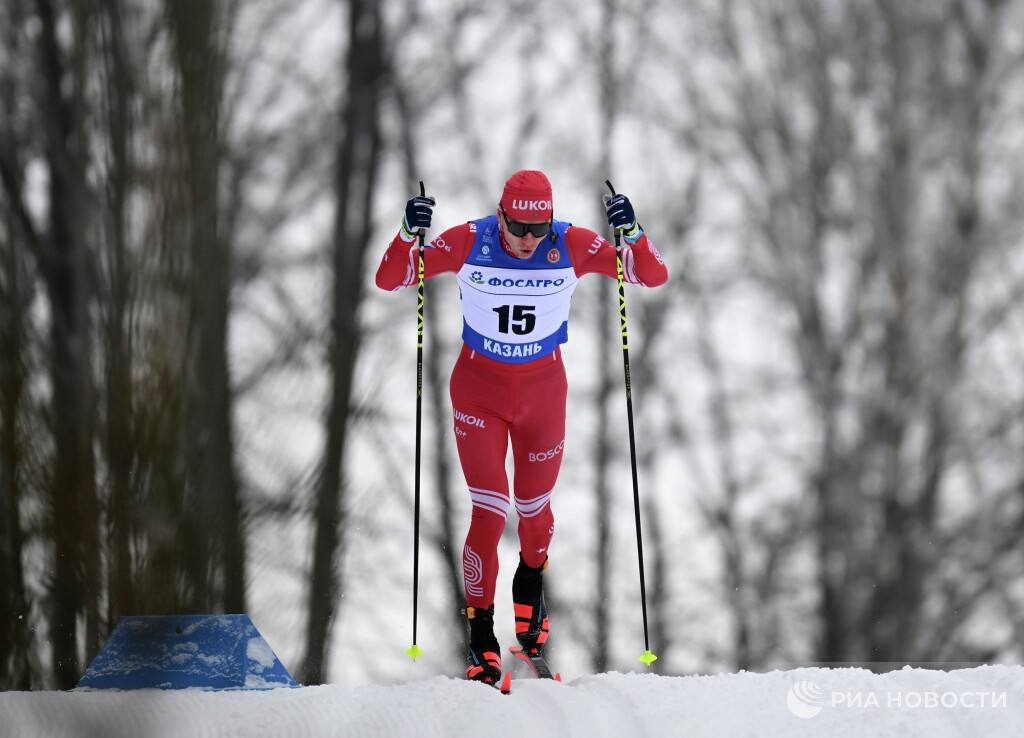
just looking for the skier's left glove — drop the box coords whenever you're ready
[605,193,642,241]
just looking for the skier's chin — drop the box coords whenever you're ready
[516,246,536,259]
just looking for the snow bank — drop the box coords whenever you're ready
[2,665,1022,738]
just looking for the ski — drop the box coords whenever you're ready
[470,670,510,693]
[508,645,561,681]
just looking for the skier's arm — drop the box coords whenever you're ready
[374,223,474,290]
[566,225,668,286]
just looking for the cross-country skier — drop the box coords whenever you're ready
[375,170,668,685]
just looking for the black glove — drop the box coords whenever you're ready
[605,193,637,232]
[404,195,436,232]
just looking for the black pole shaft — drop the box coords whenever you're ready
[605,179,653,657]
[411,180,426,654]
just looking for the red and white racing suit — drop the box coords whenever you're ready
[375,213,668,608]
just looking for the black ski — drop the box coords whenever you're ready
[508,645,561,681]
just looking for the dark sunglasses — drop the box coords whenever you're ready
[501,207,552,238]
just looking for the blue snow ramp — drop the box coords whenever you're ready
[77,614,299,690]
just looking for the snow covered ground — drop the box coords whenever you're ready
[2,665,1022,737]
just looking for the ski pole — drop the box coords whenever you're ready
[605,179,658,667]
[406,181,427,662]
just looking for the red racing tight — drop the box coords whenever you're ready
[450,344,567,609]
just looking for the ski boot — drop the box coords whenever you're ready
[464,605,502,686]
[512,554,550,656]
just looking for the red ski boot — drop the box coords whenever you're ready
[464,605,502,686]
[512,554,550,656]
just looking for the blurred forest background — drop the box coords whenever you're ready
[3,0,1024,690]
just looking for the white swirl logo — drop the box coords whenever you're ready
[787,680,825,719]
[463,545,484,598]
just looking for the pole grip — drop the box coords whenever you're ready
[417,180,428,247]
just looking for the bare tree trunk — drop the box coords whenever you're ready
[167,0,246,614]
[642,495,666,674]
[693,296,751,669]
[98,0,137,624]
[0,174,33,693]
[861,0,991,662]
[587,0,619,674]
[34,0,99,688]
[0,248,32,690]
[302,0,385,684]
[68,0,103,670]
[0,0,33,690]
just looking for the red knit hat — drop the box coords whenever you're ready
[500,170,553,221]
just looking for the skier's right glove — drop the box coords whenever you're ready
[402,195,436,240]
